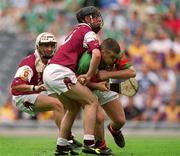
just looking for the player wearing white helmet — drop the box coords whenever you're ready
[35,32,57,59]
[11,32,81,156]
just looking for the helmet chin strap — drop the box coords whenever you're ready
[42,55,53,59]
[88,15,101,33]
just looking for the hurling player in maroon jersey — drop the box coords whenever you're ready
[11,32,81,155]
[43,6,108,155]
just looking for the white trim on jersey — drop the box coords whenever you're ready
[83,31,97,48]
[14,65,33,82]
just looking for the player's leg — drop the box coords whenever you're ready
[95,105,105,142]
[57,83,113,155]
[57,94,82,148]
[62,83,111,155]
[55,88,108,155]
[102,98,126,148]
[93,90,126,148]
[34,94,64,129]
[43,64,106,155]
[94,106,112,154]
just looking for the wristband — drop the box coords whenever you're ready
[30,85,34,91]
[33,85,36,91]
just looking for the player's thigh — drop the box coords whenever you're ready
[34,94,63,112]
[63,81,98,106]
[57,94,81,112]
[102,98,125,124]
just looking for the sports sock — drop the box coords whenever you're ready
[95,140,107,149]
[57,138,69,146]
[68,132,74,141]
[83,134,95,146]
[110,124,120,132]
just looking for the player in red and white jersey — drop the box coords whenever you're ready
[11,32,59,115]
[43,6,107,155]
[11,32,81,155]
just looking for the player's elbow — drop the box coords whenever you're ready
[92,49,101,60]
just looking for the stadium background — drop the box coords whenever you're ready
[0,0,180,155]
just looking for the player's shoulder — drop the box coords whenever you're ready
[19,52,36,68]
[77,23,92,33]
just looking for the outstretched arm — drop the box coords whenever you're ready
[97,66,136,81]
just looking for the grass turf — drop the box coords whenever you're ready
[0,135,180,156]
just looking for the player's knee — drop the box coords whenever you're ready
[115,117,126,127]
[96,112,105,124]
[51,100,64,112]
[85,94,99,106]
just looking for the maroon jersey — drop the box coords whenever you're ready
[50,23,100,72]
[11,52,44,96]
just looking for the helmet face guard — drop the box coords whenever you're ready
[35,32,57,59]
[88,13,104,33]
[76,6,104,33]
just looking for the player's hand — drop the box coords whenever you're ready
[97,81,110,91]
[34,84,47,92]
[97,70,109,81]
[77,74,91,85]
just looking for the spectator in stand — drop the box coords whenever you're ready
[135,63,159,110]
[128,0,150,22]
[144,6,160,41]
[103,4,127,40]
[141,83,161,122]
[128,36,148,68]
[148,28,172,55]
[124,97,142,121]
[158,66,176,104]
[157,97,180,123]
[165,48,180,70]
[126,10,143,36]
[0,98,18,123]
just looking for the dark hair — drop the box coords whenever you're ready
[76,6,101,23]
[100,38,120,54]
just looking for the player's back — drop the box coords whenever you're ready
[50,23,96,72]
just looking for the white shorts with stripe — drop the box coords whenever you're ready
[93,90,120,105]
[12,91,47,116]
[43,64,77,95]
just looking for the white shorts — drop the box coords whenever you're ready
[43,64,77,95]
[12,91,47,116]
[93,90,120,105]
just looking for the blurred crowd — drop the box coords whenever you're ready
[0,0,180,123]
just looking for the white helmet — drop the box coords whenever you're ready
[35,32,57,59]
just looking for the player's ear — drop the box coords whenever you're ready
[84,16,91,23]
[101,49,106,55]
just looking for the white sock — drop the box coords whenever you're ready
[57,138,69,146]
[83,134,95,141]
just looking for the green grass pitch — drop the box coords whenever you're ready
[0,135,180,156]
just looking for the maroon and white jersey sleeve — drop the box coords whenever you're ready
[11,53,43,96]
[50,23,100,72]
[83,30,99,52]
[14,65,33,83]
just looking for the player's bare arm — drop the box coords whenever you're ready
[87,81,110,91]
[97,66,136,81]
[12,84,46,92]
[78,48,101,84]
